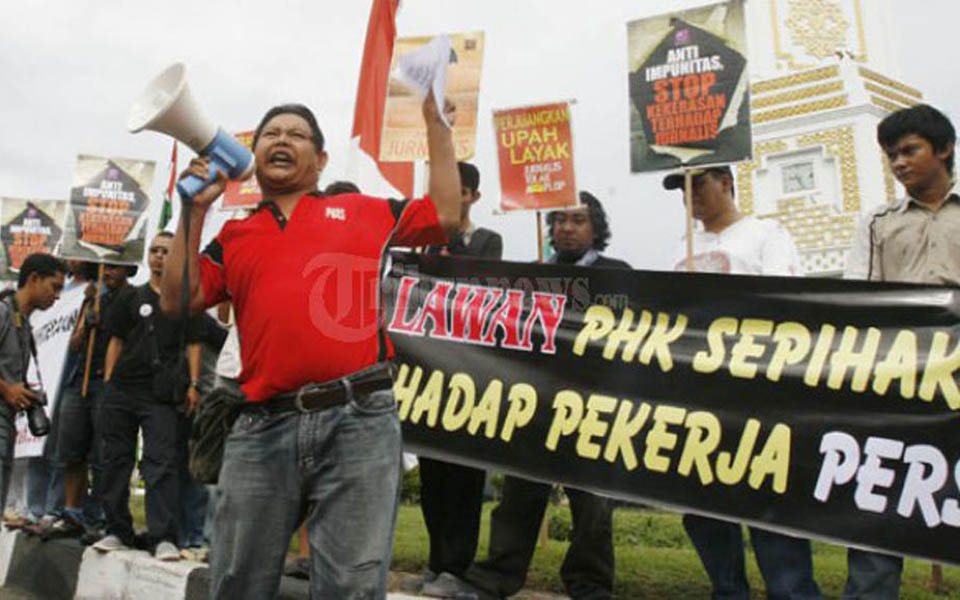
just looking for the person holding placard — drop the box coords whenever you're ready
[663,166,821,600]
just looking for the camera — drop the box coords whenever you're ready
[26,390,49,437]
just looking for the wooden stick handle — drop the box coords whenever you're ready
[684,169,695,273]
[80,264,105,397]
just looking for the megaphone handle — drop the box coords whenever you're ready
[176,128,253,200]
[176,170,219,200]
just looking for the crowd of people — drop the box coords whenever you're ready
[0,95,954,600]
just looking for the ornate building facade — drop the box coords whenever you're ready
[742,0,920,276]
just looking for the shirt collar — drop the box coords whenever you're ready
[460,221,477,245]
[899,180,960,213]
[546,248,600,266]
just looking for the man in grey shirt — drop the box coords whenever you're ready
[844,104,957,598]
[0,254,66,510]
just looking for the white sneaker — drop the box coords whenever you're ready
[93,534,128,553]
[154,541,180,561]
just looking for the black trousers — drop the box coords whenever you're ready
[99,382,179,547]
[419,457,485,576]
[465,475,614,599]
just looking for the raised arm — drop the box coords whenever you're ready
[423,92,461,236]
[160,160,227,316]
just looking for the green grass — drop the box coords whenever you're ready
[392,503,960,599]
[131,493,960,598]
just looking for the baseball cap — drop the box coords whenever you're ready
[662,166,733,190]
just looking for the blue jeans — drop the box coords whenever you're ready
[683,514,822,600]
[210,387,402,600]
[843,549,902,599]
[25,456,64,520]
[54,378,105,526]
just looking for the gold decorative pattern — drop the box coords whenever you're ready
[753,95,849,124]
[735,140,789,216]
[751,80,844,108]
[752,65,840,95]
[871,96,904,113]
[881,151,898,205]
[858,67,922,99]
[864,82,918,108]
[796,126,860,212]
[759,198,856,253]
[785,0,850,59]
[771,0,867,70]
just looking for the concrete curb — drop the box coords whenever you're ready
[75,547,207,600]
[0,527,430,599]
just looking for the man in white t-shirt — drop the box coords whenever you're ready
[664,166,821,600]
[666,167,801,276]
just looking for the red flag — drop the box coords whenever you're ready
[347,0,414,198]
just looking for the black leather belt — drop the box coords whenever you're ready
[244,363,394,415]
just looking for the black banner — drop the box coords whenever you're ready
[385,252,960,565]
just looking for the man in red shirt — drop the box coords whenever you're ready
[162,93,460,599]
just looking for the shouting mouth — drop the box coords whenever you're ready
[267,149,295,168]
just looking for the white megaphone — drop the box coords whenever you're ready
[127,62,254,200]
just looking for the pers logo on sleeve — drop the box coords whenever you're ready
[324,207,346,221]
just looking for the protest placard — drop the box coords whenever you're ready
[494,101,578,212]
[628,0,751,171]
[379,31,484,162]
[221,130,262,210]
[0,199,65,278]
[60,155,154,265]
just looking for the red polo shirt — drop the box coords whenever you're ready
[199,192,446,402]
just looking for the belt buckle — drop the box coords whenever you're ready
[294,387,309,413]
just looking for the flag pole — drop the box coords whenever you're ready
[536,210,544,264]
[159,141,178,231]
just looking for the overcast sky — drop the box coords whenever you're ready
[0,0,954,271]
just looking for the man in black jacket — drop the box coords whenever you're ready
[420,162,503,596]
[443,191,628,600]
[426,162,502,260]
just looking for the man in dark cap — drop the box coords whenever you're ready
[664,166,819,600]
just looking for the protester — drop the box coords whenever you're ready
[663,165,821,600]
[0,255,66,513]
[420,162,502,597]
[13,262,93,535]
[843,103,958,599]
[545,193,630,269]
[39,263,133,541]
[161,93,460,599]
[445,191,626,600]
[276,178,366,580]
[424,162,502,259]
[93,232,202,561]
